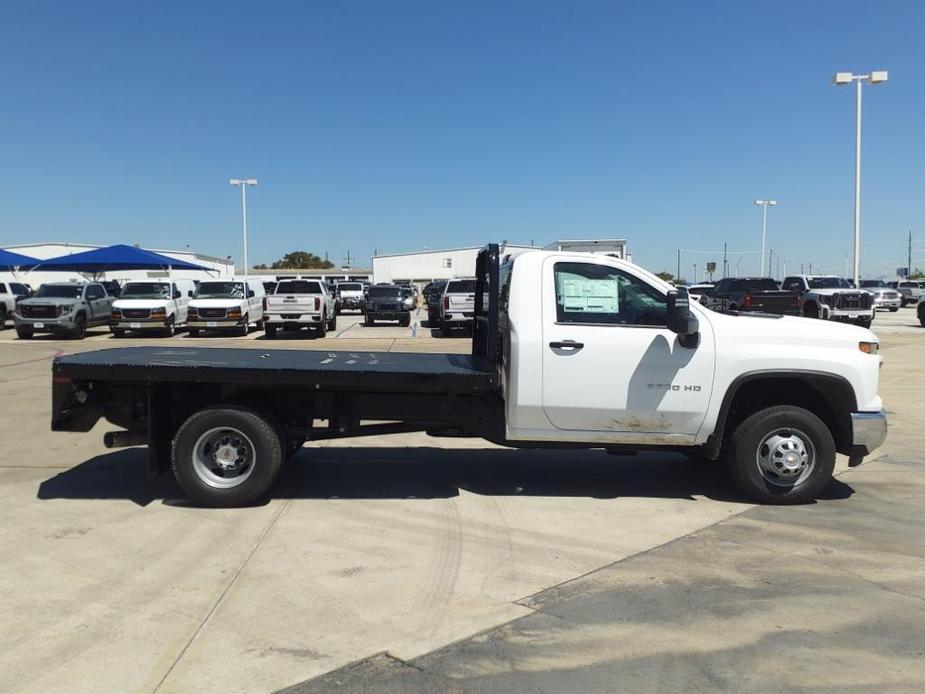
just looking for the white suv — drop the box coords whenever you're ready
[188,278,265,337]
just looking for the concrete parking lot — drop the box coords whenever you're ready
[1,307,924,693]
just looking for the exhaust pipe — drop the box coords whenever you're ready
[103,431,147,449]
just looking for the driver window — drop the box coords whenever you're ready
[554,262,667,326]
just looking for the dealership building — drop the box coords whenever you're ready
[372,239,630,285]
[0,242,235,287]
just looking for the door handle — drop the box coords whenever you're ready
[549,340,584,351]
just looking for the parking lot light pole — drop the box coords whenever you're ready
[229,178,258,273]
[754,199,777,276]
[833,70,888,288]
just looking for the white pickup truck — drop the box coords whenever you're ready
[263,279,336,338]
[440,278,477,336]
[51,244,887,507]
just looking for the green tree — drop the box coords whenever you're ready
[655,271,675,282]
[269,252,334,270]
[252,263,268,270]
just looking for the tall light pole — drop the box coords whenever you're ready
[754,199,777,276]
[833,70,888,288]
[229,178,258,273]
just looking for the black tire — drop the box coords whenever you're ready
[724,405,835,504]
[400,314,411,328]
[163,316,176,337]
[889,307,899,312]
[365,314,374,326]
[441,320,451,337]
[235,316,249,337]
[188,328,200,337]
[16,326,33,339]
[803,303,820,319]
[111,328,126,338]
[71,313,87,340]
[317,312,327,338]
[0,305,6,330]
[171,406,283,507]
[265,324,277,339]
[328,312,337,331]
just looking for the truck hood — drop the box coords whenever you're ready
[809,288,866,297]
[18,297,79,308]
[189,298,247,309]
[705,308,874,343]
[113,299,171,310]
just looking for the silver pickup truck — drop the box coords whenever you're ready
[14,282,114,339]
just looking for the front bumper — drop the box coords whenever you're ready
[338,297,364,309]
[822,307,874,321]
[14,315,75,332]
[366,310,409,321]
[111,319,169,330]
[442,312,474,323]
[872,298,901,310]
[188,319,245,329]
[849,410,888,462]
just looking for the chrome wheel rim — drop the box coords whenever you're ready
[192,427,256,489]
[756,427,815,487]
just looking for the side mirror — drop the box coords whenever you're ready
[188,290,194,297]
[247,290,255,298]
[666,289,700,348]
[173,290,182,299]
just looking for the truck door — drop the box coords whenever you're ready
[541,258,715,436]
[85,285,107,322]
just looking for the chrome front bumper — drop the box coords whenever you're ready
[850,411,888,462]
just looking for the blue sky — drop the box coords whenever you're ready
[1,0,923,278]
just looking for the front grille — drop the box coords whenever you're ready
[883,292,898,299]
[832,293,871,310]
[372,303,401,311]
[21,305,57,318]
[197,308,227,319]
[121,308,151,319]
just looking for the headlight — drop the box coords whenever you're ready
[111,308,122,320]
[58,305,71,316]
[151,307,167,318]
[188,307,199,318]
[227,307,242,318]
[859,341,879,354]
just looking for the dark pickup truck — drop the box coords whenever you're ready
[706,277,798,315]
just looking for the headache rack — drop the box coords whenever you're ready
[472,243,501,368]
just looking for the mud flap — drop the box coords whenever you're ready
[147,386,172,477]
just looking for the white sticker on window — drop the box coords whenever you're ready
[559,274,619,313]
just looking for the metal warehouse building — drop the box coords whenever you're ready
[372,239,630,285]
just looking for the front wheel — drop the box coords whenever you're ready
[724,405,835,504]
[16,326,33,339]
[171,406,283,507]
[889,307,899,312]
[400,314,411,328]
[0,305,6,329]
[188,328,200,337]
[71,314,87,340]
[236,316,249,337]
[163,316,176,337]
[111,328,126,338]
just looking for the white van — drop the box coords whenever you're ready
[188,277,265,337]
[110,279,197,337]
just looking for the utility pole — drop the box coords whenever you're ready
[677,249,681,282]
[344,250,352,268]
[909,230,913,276]
[768,249,774,278]
[723,242,728,278]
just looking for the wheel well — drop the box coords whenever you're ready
[710,375,854,457]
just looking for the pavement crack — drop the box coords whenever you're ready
[152,498,293,693]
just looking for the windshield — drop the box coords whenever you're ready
[900,281,920,288]
[120,282,171,299]
[808,277,851,289]
[275,280,323,294]
[446,280,476,293]
[36,285,82,299]
[196,281,245,299]
[368,286,401,298]
[860,280,886,288]
[337,283,362,292]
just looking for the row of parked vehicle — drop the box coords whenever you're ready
[684,274,925,328]
[0,274,476,339]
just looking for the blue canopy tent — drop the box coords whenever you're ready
[36,244,210,276]
[0,248,40,270]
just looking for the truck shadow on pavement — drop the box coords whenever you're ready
[36,447,854,508]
